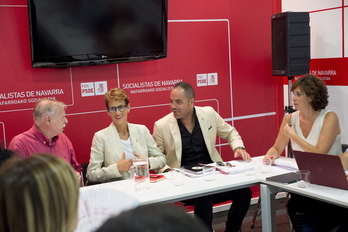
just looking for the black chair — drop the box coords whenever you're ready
[81,163,89,186]
[81,162,103,186]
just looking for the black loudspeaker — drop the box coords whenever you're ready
[272,12,310,76]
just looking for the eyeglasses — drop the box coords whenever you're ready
[216,161,232,167]
[108,105,127,113]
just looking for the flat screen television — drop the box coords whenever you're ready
[27,0,168,68]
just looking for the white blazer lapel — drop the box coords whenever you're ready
[128,124,141,155]
[107,123,124,160]
[169,116,182,163]
[196,108,213,156]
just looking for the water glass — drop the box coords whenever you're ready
[296,170,310,188]
[133,158,150,191]
[172,168,186,186]
[259,158,272,174]
[244,160,257,176]
[203,166,216,182]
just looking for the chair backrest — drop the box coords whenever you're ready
[81,163,89,186]
[81,163,102,186]
[342,144,348,153]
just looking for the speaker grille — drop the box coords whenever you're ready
[272,12,310,76]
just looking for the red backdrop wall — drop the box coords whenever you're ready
[0,0,283,178]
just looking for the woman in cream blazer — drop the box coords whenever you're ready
[87,88,166,183]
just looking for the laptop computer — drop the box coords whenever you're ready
[293,150,348,190]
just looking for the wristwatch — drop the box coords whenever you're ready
[234,146,245,152]
[163,168,172,173]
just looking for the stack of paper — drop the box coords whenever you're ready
[75,187,139,232]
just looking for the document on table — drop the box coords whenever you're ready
[75,188,139,232]
[273,157,298,170]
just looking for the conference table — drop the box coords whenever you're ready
[260,169,348,231]
[82,158,263,205]
[80,156,348,232]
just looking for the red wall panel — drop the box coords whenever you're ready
[0,0,281,167]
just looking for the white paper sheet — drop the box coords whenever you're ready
[75,187,139,232]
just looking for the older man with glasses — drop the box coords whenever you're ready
[8,99,81,174]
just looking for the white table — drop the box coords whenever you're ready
[82,164,261,205]
[261,172,348,231]
[259,156,348,231]
[81,156,348,232]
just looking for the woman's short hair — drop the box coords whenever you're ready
[33,99,66,121]
[0,154,79,232]
[104,88,129,109]
[291,74,329,111]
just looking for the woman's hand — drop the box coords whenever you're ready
[133,152,146,160]
[117,153,133,171]
[263,154,276,164]
[284,123,296,138]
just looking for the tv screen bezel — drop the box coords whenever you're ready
[27,0,168,68]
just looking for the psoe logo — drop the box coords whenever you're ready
[208,73,218,86]
[196,73,218,87]
[81,81,108,97]
[94,81,108,95]
[197,74,208,86]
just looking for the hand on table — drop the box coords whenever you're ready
[264,154,276,165]
[234,148,251,161]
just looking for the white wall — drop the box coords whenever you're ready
[282,1,348,144]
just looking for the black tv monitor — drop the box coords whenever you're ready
[27,0,168,68]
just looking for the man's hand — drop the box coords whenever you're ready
[234,148,251,161]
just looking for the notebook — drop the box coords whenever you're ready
[293,150,348,190]
[266,172,299,184]
[181,164,204,174]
